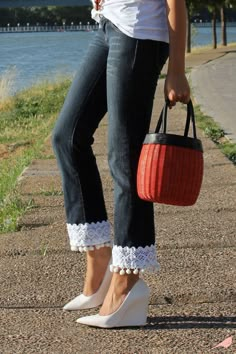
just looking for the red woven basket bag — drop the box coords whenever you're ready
[137,100,204,206]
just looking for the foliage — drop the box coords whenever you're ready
[194,105,236,165]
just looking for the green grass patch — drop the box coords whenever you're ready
[194,105,236,165]
[0,195,35,233]
[0,80,71,144]
[0,79,71,233]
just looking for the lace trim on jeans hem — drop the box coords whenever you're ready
[67,221,111,252]
[111,244,159,274]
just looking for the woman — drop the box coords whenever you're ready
[52,0,190,328]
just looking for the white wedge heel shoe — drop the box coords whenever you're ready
[63,262,112,311]
[76,278,150,328]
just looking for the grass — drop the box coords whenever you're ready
[0,78,71,233]
[39,187,63,196]
[40,243,49,256]
[194,105,236,165]
[0,195,35,232]
[0,79,70,144]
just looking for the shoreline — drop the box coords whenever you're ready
[190,41,236,53]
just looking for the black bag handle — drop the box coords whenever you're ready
[155,99,197,139]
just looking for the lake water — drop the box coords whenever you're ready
[0,25,236,94]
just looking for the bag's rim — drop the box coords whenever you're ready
[143,133,203,152]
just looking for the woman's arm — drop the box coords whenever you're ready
[164,0,190,106]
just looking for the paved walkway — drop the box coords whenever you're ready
[0,46,236,353]
[190,49,236,142]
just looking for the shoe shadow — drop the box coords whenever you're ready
[145,315,236,330]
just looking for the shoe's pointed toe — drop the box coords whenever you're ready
[63,260,112,311]
[76,314,101,326]
[63,294,94,311]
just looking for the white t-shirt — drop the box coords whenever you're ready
[91,0,169,43]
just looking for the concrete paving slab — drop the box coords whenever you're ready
[0,253,86,308]
[18,206,65,229]
[201,165,236,187]
[153,183,236,212]
[94,144,108,156]
[18,176,62,195]
[1,247,235,308]
[203,148,234,168]
[191,52,236,143]
[22,159,59,172]
[147,248,236,306]
[0,227,68,256]
[21,195,64,208]
[185,48,228,67]
[0,208,235,256]
[0,303,235,354]
[17,184,236,233]
[155,210,236,249]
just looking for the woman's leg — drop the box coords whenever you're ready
[101,21,169,314]
[52,28,111,294]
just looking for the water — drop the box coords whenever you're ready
[0,31,95,94]
[192,25,236,47]
[0,26,236,94]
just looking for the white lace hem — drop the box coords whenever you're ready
[111,244,160,274]
[67,221,111,252]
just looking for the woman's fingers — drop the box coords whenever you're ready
[164,73,191,107]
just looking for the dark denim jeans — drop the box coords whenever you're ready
[52,17,169,271]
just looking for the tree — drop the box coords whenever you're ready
[185,0,193,53]
[206,1,219,49]
[185,0,202,53]
[221,4,227,45]
[206,0,236,49]
[220,0,236,46]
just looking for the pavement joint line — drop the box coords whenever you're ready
[202,52,227,66]
[1,301,236,310]
[149,302,236,308]
[0,306,63,309]
[1,245,235,257]
[158,245,236,250]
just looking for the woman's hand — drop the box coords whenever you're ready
[165,0,190,107]
[164,72,190,108]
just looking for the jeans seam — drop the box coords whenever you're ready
[131,39,139,70]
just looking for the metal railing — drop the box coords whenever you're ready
[0,0,90,7]
[0,24,99,33]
